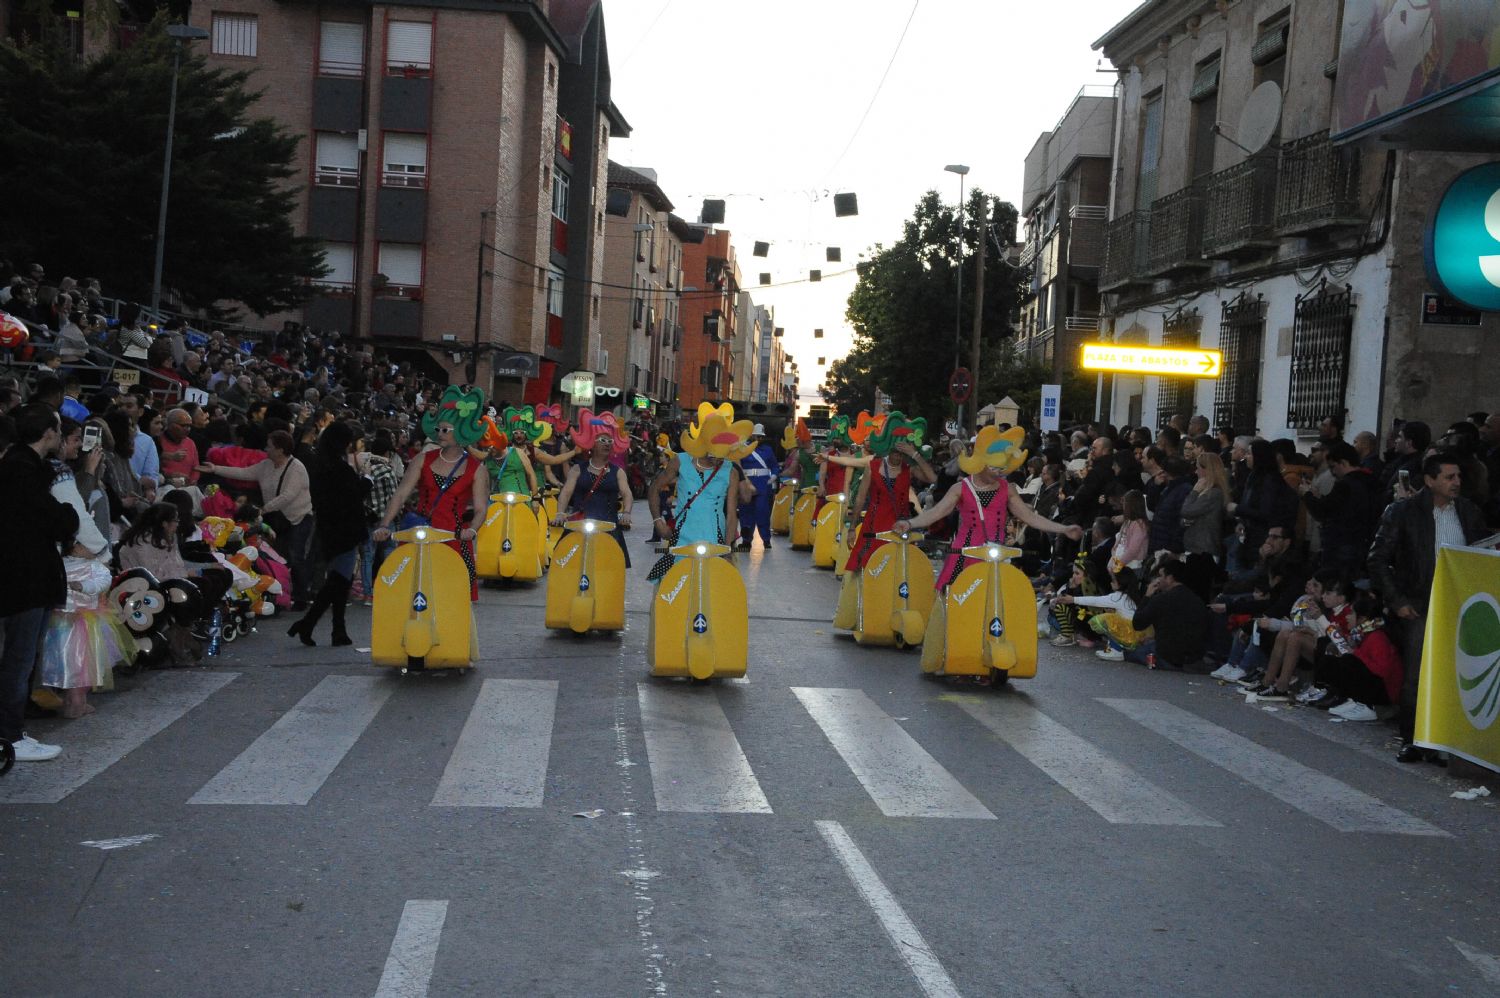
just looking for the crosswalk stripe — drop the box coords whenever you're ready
[954,697,1219,826]
[190,675,393,806]
[374,900,448,998]
[432,679,556,808]
[793,687,994,820]
[1,672,237,805]
[1100,698,1446,836]
[637,683,771,813]
[816,821,962,998]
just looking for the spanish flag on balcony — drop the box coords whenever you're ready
[557,118,573,160]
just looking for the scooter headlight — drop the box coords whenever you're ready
[696,544,707,555]
[415,528,428,541]
[583,521,595,533]
[987,545,1000,560]
[504,492,517,503]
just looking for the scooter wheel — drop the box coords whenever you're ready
[221,621,239,643]
[0,738,14,777]
[894,634,907,650]
[989,668,1010,688]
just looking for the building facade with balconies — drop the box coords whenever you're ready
[1017,87,1115,379]
[677,229,739,412]
[599,162,684,417]
[1092,0,1500,440]
[193,0,626,404]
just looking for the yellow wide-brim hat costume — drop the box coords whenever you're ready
[958,425,1029,476]
[681,402,756,461]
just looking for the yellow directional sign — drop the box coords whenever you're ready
[1079,343,1222,378]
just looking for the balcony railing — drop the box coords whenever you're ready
[1067,206,1107,270]
[1276,130,1363,235]
[1202,154,1278,258]
[1063,313,1100,332]
[1100,211,1150,291]
[1146,185,1208,276]
[1017,240,1039,269]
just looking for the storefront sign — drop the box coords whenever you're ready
[1039,384,1061,432]
[1079,343,1222,378]
[1421,292,1482,327]
[491,351,539,379]
[1425,163,1500,312]
[559,371,594,406]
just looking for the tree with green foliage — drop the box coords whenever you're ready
[0,15,326,314]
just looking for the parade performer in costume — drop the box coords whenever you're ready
[841,412,935,572]
[40,555,136,719]
[374,385,491,600]
[736,423,779,550]
[476,406,541,496]
[646,407,754,583]
[816,415,856,514]
[555,410,634,565]
[895,426,1082,589]
[780,419,819,489]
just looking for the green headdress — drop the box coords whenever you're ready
[421,385,487,447]
[867,411,928,456]
[825,414,853,449]
[501,405,552,445]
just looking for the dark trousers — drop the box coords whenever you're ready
[1393,612,1427,741]
[1314,653,1392,706]
[286,515,316,603]
[0,608,47,743]
[739,489,772,545]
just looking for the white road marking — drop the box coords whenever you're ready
[637,683,771,813]
[432,679,557,807]
[79,833,160,850]
[816,821,962,998]
[954,697,1219,826]
[793,687,994,819]
[190,675,393,805]
[1451,938,1500,987]
[0,671,236,804]
[1100,698,1446,836]
[373,900,448,998]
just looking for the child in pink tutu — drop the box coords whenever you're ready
[39,556,138,719]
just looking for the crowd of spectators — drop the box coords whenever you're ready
[971,408,1498,763]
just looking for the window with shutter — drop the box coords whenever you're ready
[319,22,364,77]
[377,243,423,290]
[382,133,428,188]
[387,21,432,74]
[315,133,359,187]
[1251,19,1289,66]
[316,243,356,289]
[211,13,258,57]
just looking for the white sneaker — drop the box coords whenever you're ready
[1095,648,1125,661]
[1220,665,1246,683]
[1296,685,1327,704]
[1050,634,1075,647]
[1210,663,1235,680]
[1330,700,1378,721]
[14,734,62,761]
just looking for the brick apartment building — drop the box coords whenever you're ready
[676,229,740,412]
[191,0,628,405]
[598,162,693,418]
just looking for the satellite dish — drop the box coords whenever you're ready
[1237,81,1283,154]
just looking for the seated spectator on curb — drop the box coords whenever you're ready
[1301,590,1403,720]
[1249,573,1353,701]
[1128,559,1211,671]
[158,408,201,487]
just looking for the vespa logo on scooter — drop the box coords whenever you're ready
[412,591,429,612]
[579,574,591,593]
[501,539,513,553]
[692,613,708,634]
[898,582,909,599]
[988,617,1003,638]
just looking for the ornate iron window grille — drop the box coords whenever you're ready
[1213,292,1266,433]
[1156,307,1202,428]
[1286,280,1354,430]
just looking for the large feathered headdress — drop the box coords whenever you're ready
[571,408,629,458]
[421,385,488,447]
[958,425,1029,476]
[867,411,928,456]
[681,403,755,461]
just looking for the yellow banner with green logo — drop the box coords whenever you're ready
[1415,546,1500,772]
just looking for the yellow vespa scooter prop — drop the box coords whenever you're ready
[649,542,748,680]
[770,478,795,535]
[834,529,936,648]
[475,491,543,581]
[789,486,818,550]
[811,492,849,569]
[371,526,477,674]
[545,519,625,635]
[538,486,562,565]
[920,543,1037,684]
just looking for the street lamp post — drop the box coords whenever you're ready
[150,23,210,316]
[944,164,970,430]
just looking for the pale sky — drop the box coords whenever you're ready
[604,0,1142,409]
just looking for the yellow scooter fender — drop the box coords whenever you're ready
[372,526,476,673]
[770,480,795,534]
[832,511,857,580]
[920,543,1033,680]
[477,492,543,581]
[545,519,625,634]
[540,490,561,563]
[650,542,747,680]
[790,487,818,550]
[855,530,935,648]
[811,493,847,569]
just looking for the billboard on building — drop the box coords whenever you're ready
[1331,1,1500,141]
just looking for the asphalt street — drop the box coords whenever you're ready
[4,522,1499,997]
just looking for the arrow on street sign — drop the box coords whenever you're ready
[1079,343,1223,379]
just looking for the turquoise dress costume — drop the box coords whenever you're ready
[647,453,731,583]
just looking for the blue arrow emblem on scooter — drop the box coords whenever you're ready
[501,539,512,553]
[413,591,429,612]
[692,613,708,634]
[898,582,909,599]
[579,574,591,592]
[988,617,1003,637]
